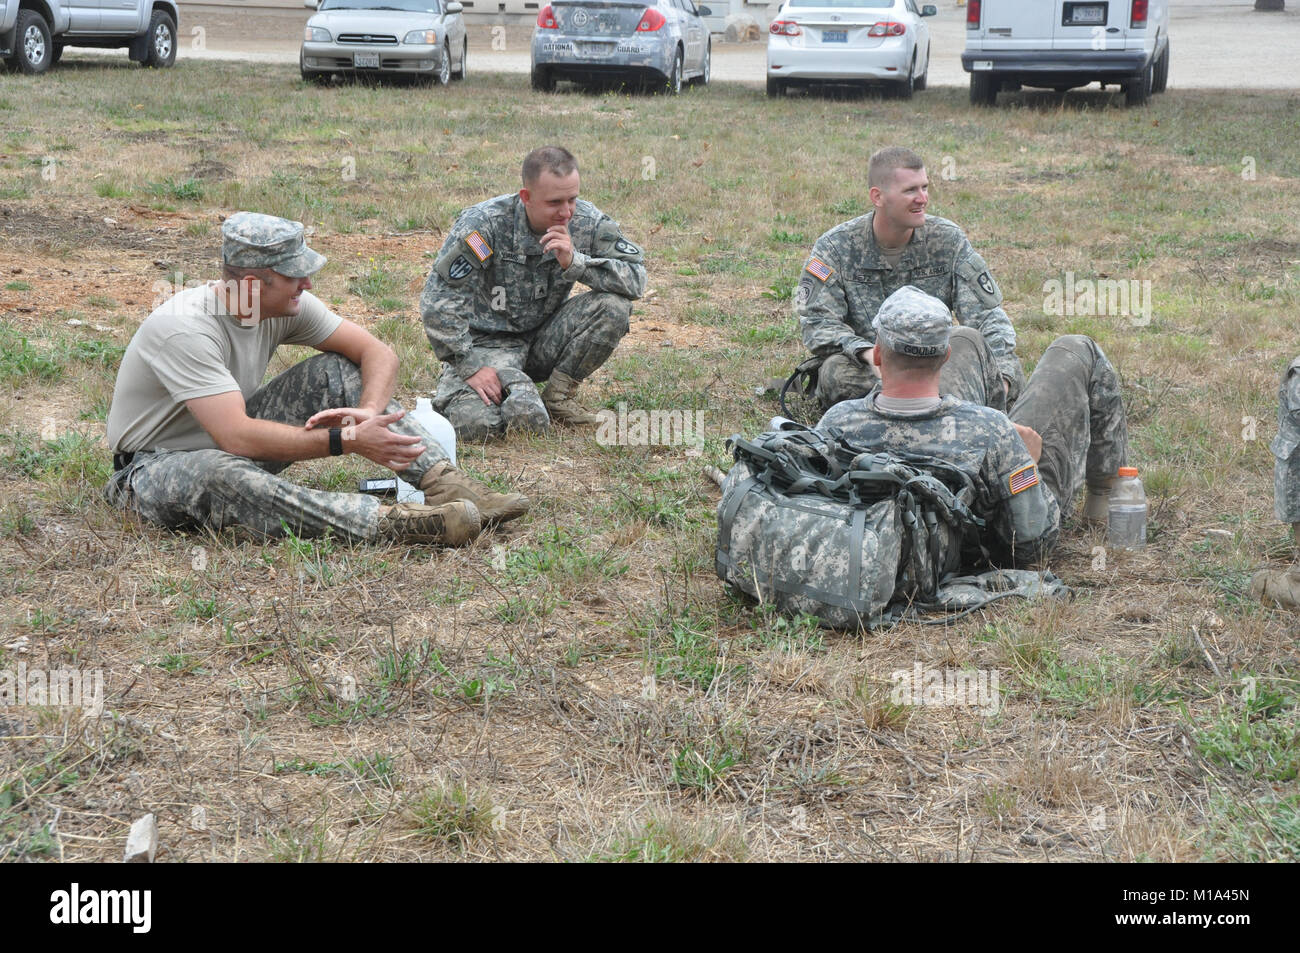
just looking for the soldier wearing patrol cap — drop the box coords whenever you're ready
[104,211,528,545]
[797,146,1024,415]
[420,145,646,441]
[816,286,1128,565]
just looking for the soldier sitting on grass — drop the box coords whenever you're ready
[104,212,528,546]
[817,287,1129,565]
[420,145,646,441]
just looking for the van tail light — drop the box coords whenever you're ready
[966,0,980,29]
[1130,0,1148,28]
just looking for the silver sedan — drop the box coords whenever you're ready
[530,0,714,94]
[301,0,468,85]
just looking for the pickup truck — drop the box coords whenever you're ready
[1,0,180,74]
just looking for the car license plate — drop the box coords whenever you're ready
[353,52,380,68]
[822,29,847,43]
[1064,3,1106,26]
[972,60,993,70]
[578,42,612,58]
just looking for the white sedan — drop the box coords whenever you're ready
[766,0,935,98]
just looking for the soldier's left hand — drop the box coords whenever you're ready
[304,407,376,431]
[542,225,574,270]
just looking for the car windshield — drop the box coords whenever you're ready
[788,0,892,7]
[319,0,442,12]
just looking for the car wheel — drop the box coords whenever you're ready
[766,75,784,98]
[693,40,710,86]
[531,63,555,92]
[894,54,915,99]
[970,72,997,106]
[662,47,682,95]
[10,10,53,75]
[1124,59,1152,106]
[452,37,467,80]
[433,41,451,86]
[144,10,176,68]
[1152,41,1169,93]
[914,44,928,91]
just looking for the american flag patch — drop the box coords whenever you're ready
[805,258,833,282]
[465,230,493,262]
[1008,464,1039,495]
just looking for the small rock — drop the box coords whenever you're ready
[660,339,673,348]
[189,806,207,832]
[124,813,158,863]
[103,217,118,226]
[65,318,83,326]
[1204,529,1233,541]
[125,771,145,797]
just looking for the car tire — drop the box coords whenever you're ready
[452,37,467,80]
[9,10,53,75]
[144,10,176,69]
[662,47,682,95]
[693,40,710,87]
[433,41,451,86]
[970,72,997,106]
[894,54,915,99]
[1152,41,1169,93]
[914,44,928,91]
[1124,59,1152,106]
[766,75,784,98]
[531,63,555,92]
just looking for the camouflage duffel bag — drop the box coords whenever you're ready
[715,424,985,630]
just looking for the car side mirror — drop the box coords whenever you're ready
[920,4,936,14]
[304,0,318,8]
[698,4,712,14]
[446,1,463,11]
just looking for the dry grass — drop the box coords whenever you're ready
[1,65,1298,862]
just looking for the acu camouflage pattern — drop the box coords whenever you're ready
[221,212,326,278]
[421,193,645,440]
[797,212,1024,405]
[103,353,451,542]
[1272,356,1300,522]
[817,334,1128,566]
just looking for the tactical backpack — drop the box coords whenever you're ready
[715,424,1067,629]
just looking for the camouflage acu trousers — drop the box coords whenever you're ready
[1272,357,1300,523]
[433,291,632,442]
[815,327,1010,413]
[1009,335,1128,514]
[102,353,451,541]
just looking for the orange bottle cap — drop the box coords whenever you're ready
[1117,467,1139,477]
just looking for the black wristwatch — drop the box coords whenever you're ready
[329,428,344,456]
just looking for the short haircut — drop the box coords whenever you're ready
[522,146,579,186]
[868,147,925,189]
[879,342,947,375]
[221,263,275,285]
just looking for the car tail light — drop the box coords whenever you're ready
[636,8,666,31]
[769,20,801,37]
[966,0,980,28]
[537,4,558,28]
[1130,0,1148,28]
[867,21,906,37]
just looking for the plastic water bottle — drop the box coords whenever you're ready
[1108,466,1147,550]
[394,398,458,504]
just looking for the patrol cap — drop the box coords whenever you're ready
[872,286,953,358]
[221,212,326,278]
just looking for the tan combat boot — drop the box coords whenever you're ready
[1251,567,1300,609]
[376,501,481,546]
[419,461,529,525]
[542,370,600,426]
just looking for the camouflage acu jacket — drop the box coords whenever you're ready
[420,193,646,380]
[817,394,1059,565]
[797,212,1019,386]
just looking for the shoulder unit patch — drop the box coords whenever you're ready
[977,271,996,296]
[613,238,640,256]
[447,255,474,281]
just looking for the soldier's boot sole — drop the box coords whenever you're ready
[420,462,529,525]
[1250,568,1300,610]
[377,501,482,546]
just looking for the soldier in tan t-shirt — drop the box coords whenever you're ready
[103,212,529,545]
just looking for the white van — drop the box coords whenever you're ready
[962,0,1169,106]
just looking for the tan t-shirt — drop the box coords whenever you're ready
[106,283,342,453]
